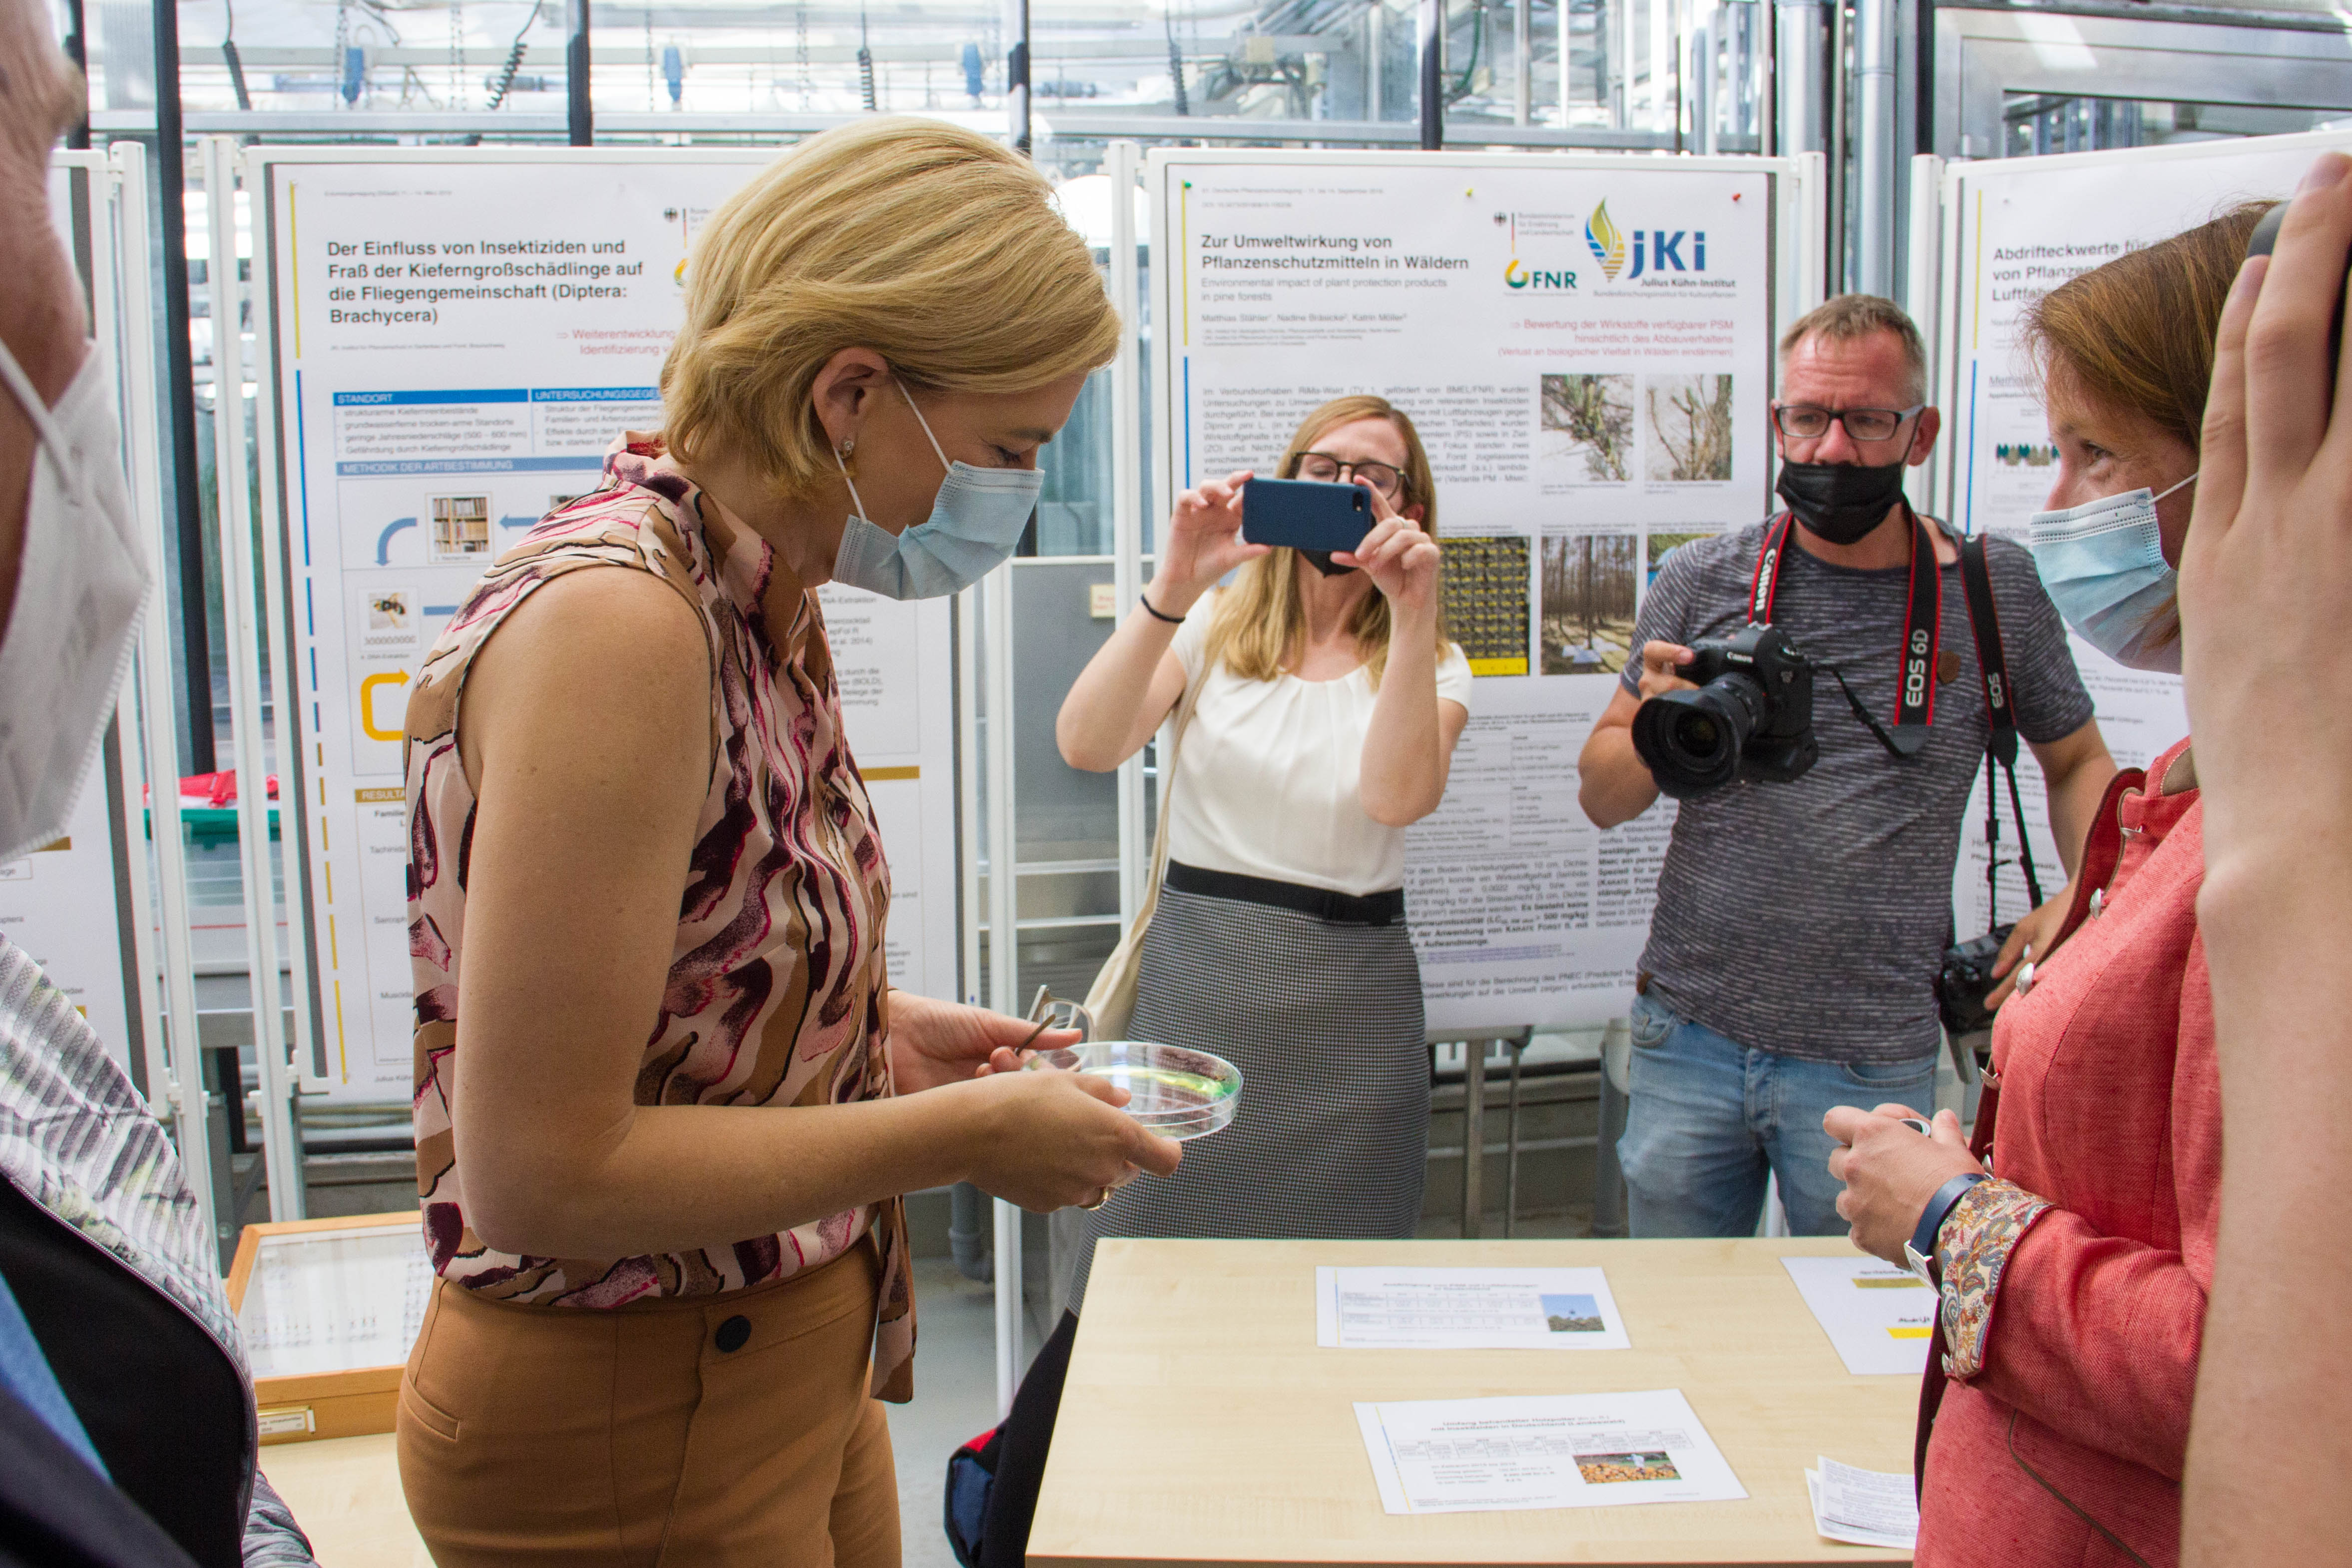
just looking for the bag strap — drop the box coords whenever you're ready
[1958,534,2042,920]
[1139,659,1208,894]
[1917,761,2148,1497]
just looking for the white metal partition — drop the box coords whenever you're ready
[67,143,220,1245]
[200,138,305,1217]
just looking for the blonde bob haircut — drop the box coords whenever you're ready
[1202,395,1452,691]
[661,117,1121,496]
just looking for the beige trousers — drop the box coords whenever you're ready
[397,1240,899,1568]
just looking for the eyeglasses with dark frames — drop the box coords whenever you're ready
[1771,404,1926,443]
[1295,451,1406,498]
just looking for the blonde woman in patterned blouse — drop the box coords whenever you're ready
[396,119,1180,1567]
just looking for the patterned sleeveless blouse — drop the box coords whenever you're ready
[404,434,914,1400]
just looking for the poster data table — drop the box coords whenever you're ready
[1032,1237,1915,1567]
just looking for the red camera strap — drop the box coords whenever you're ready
[1749,505,1941,755]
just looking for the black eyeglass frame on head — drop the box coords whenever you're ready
[1770,403,1928,444]
[1293,450,1408,499]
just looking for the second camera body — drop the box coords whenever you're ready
[1630,623,1819,799]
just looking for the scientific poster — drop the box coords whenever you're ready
[1940,135,2348,927]
[1156,151,1789,1031]
[256,153,959,1101]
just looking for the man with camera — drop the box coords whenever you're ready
[1576,295,2117,1238]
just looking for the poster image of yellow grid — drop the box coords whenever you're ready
[1440,536,1531,676]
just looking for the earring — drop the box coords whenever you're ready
[839,437,856,458]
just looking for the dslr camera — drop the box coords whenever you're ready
[1935,924,2014,1037]
[1630,624,1819,799]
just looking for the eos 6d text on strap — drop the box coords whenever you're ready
[1749,503,1942,760]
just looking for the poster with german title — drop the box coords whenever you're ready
[1941,134,2351,933]
[1154,151,1795,1033]
[255,151,959,1102]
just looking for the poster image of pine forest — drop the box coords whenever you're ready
[1541,533,1639,675]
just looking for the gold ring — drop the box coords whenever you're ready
[1079,1186,1110,1211]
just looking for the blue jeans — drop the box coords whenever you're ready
[1617,992,1939,1238]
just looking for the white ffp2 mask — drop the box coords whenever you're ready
[0,340,149,863]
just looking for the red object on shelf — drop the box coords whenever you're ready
[142,770,280,807]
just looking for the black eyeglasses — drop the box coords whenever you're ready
[1296,451,1406,499]
[1771,404,1926,443]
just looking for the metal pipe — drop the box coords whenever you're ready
[1513,0,1530,125]
[61,0,89,148]
[152,0,215,774]
[1854,0,1895,295]
[949,1181,993,1281]
[1367,0,1383,121]
[1005,0,1031,153]
[1417,0,1441,149]
[1609,0,1627,128]
[1689,23,1713,156]
[983,559,1022,1413]
[1109,141,1145,931]
[1828,0,1848,295]
[1502,1035,1526,1238]
[1775,0,1827,155]
[1461,1040,1486,1238]
[1557,0,1572,128]
[566,0,594,143]
[93,108,1679,147]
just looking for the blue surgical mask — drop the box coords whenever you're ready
[2026,472,2197,673]
[830,381,1041,599]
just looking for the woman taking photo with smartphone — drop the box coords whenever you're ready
[1054,394,1471,1299]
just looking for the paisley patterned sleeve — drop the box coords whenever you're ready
[1934,1176,2056,1381]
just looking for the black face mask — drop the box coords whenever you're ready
[1774,460,1908,545]
[1299,548,1358,578]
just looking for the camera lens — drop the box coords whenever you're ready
[1668,709,1724,759]
[1631,674,1767,799]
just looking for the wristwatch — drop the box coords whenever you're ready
[1903,1171,1990,1279]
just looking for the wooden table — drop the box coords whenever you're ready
[1028,1237,1918,1567]
[258,1434,433,1568]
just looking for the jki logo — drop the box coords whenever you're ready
[1584,200,1708,282]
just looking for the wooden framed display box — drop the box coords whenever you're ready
[224,1211,431,1446]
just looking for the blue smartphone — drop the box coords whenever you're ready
[1240,477,1373,554]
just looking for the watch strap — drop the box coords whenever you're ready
[1906,1171,1990,1277]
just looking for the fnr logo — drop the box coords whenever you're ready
[1584,199,1708,281]
[1504,257,1578,290]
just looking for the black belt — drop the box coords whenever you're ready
[1164,860,1405,927]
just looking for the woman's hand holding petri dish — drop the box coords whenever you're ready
[1021,1041,1244,1141]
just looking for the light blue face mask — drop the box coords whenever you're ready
[830,381,1042,600]
[2026,471,2197,673]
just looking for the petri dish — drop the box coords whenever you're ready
[1022,1040,1242,1140]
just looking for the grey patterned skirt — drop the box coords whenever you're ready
[1063,881,1430,1308]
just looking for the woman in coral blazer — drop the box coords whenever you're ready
[1826,203,2267,1568]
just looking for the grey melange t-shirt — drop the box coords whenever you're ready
[1617,519,2095,1065]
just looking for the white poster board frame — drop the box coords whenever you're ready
[1926,129,2352,931]
[1145,147,1824,1039]
[28,146,217,1242]
[239,145,964,1111]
